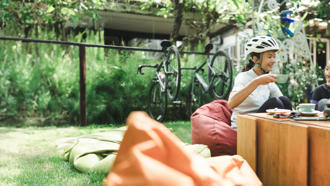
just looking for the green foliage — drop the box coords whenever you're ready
[0,27,161,125]
[0,0,106,32]
[85,43,154,124]
[275,62,320,105]
[0,27,235,126]
[317,0,330,19]
[139,0,245,36]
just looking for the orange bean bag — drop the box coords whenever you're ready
[191,100,237,156]
[104,111,261,186]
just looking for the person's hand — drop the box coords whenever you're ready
[255,74,277,85]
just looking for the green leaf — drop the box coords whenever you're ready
[230,0,240,9]
[61,7,76,16]
[47,5,55,13]
[140,3,149,10]
[301,12,308,21]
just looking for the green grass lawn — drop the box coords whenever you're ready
[0,121,191,186]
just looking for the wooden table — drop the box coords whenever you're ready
[237,113,330,186]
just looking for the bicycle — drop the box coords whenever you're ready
[188,43,233,115]
[137,40,181,122]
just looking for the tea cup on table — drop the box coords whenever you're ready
[296,103,316,113]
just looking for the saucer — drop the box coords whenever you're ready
[301,110,320,116]
[266,109,291,115]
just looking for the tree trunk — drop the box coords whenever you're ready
[170,2,184,43]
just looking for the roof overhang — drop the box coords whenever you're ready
[66,11,231,40]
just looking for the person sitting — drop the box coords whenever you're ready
[228,36,292,130]
[312,60,330,111]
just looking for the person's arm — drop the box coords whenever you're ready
[228,74,277,109]
[311,86,322,103]
[311,100,318,105]
[311,86,323,106]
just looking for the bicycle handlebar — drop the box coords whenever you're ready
[137,64,159,75]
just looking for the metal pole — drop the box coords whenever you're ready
[0,37,214,55]
[79,46,87,126]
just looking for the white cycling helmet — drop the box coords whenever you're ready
[245,36,279,74]
[245,36,279,57]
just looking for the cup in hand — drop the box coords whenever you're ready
[296,103,316,112]
[275,74,289,84]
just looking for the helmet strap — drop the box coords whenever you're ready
[257,53,269,74]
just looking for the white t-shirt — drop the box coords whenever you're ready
[230,69,283,129]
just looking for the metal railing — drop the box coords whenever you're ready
[0,36,214,126]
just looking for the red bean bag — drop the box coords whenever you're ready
[191,100,237,157]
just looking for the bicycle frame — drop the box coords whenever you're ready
[138,40,184,122]
[156,58,167,92]
[137,51,169,92]
[138,47,182,104]
[193,52,218,93]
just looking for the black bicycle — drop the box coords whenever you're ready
[137,40,181,122]
[188,43,233,115]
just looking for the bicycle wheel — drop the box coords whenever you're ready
[210,50,233,99]
[148,80,167,122]
[164,46,181,101]
[188,77,203,115]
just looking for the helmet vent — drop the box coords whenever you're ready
[261,42,272,47]
[256,46,265,49]
[268,39,275,46]
[252,39,259,42]
[247,44,252,47]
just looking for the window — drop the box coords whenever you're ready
[310,37,330,69]
[224,48,229,55]
[230,46,235,60]
[240,44,245,61]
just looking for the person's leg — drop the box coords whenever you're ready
[278,96,292,110]
[316,98,328,111]
[257,97,285,113]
